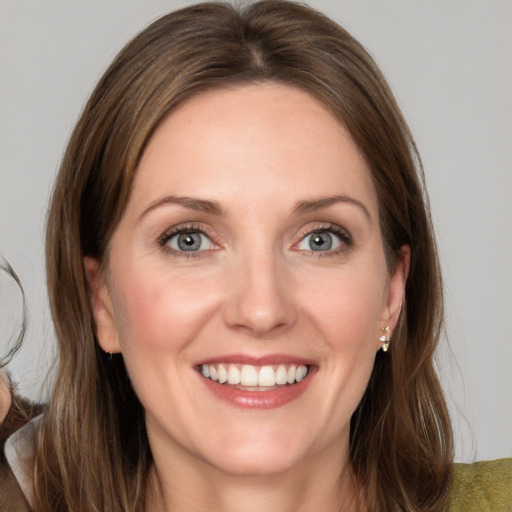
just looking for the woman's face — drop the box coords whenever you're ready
[87,83,407,478]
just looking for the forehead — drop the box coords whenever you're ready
[129,83,378,218]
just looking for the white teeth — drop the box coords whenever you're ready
[227,365,241,385]
[240,365,258,386]
[201,363,310,387]
[218,364,228,384]
[275,365,288,385]
[258,366,276,387]
[287,365,296,384]
[296,365,308,382]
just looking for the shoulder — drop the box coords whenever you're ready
[0,393,43,511]
[448,458,512,512]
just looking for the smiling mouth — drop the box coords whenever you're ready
[197,363,310,391]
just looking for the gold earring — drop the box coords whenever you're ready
[380,326,391,352]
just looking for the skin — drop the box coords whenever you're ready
[0,370,11,423]
[86,83,409,512]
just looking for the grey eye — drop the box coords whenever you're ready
[167,232,211,252]
[298,231,342,252]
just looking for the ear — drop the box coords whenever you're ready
[380,245,410,336]
[84,256,121,354]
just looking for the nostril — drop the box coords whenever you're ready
[223,296,296,338]
[221,258,298,336]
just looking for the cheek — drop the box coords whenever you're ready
[109,269,218,354]
[107,269,221,417]
[301,263,388,352]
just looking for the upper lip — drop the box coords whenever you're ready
[195,353,316,367]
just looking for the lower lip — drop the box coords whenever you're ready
[199,369,315,409]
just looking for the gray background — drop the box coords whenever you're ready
[1,0,511,463]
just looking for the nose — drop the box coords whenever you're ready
[222,251,297,338]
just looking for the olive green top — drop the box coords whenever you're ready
[449,458,512,511]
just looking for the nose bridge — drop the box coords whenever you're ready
[223,242,296,337]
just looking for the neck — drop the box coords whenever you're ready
[145,440,363,512]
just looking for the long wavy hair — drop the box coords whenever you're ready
[37,1,453,510]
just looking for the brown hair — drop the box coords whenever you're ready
[39,1,453,510]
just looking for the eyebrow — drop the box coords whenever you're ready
[140,195,225,219]
[293,195,371,221]
[139,193,371,222]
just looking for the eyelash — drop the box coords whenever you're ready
[158,223,215,258]
[157,222,352,258]
[294,223,352,257]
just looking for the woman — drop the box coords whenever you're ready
[1,1,510,511]
[0,261,44,511]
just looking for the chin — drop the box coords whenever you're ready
[198,427,312,477]
[207,450,300,477]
